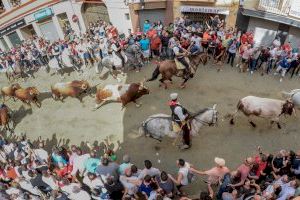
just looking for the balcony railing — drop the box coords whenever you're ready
[257,0,292,15]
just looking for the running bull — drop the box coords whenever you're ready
[94,80,149,110]
[229,96,295,129]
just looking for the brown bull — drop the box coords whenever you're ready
[1,83,21,101]
[51,80,91,102]
[15,87,41,107]
[0,104,13,132]
[94,80,149,110]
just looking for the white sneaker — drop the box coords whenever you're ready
[250,71,253,74]
[280,78,283,82]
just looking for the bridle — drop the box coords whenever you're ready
[189,108,218,126]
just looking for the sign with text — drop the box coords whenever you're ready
[180,6,230,15]
[34,8,53,21]
[0,19,26,37]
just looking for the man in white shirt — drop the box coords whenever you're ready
[68,186,91,200]
[33,142,48,163]
[276,180,298,200]
[82,172,104,191]
[71,149,90,177]
[169,93,191,149]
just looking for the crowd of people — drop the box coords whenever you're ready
[0,15,300,200]
[0,133,299,200]
[0,15,300,82]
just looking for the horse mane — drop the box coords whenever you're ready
[189,108,210,118]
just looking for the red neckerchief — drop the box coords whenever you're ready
[168,100,178,106]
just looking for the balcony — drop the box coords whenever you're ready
[257,0,292,16]
[9,0,22,7]
[129,0,167,10]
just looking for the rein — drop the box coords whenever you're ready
[189,108,217,126]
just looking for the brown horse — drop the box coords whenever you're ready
[147,53,208,88]
[0,104,13,132]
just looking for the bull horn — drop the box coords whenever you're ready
[94,82,102,87]
[140,77,146,87]
[281,91,293,99]
[212,104,217,110]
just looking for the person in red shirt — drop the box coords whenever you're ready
[180,37,190,50]
[241,32,248,45]
[150,34,162,59]
[282,42,292,52]
[147,28,157,39]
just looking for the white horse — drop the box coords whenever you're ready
[139,104,218,142]
[95,52,127,82]
[48,48,82,76]
[282,89,300,109]
[97,44,142,81]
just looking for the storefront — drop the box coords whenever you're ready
[81,3,109,25]
[239,7,300,48]
[20,24,36,39]
[0,37,9,51]
[138,9,166,31]
[57,13,71,34]
[0,19,26,47]
[34,8,60,42]
[180,6,229,26]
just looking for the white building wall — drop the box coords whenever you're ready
[247,17,278,47]
[52,1,86,35]
[288,26,300,48]
[105,0,133,35]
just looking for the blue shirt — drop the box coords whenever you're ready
[139,39,150,51]
[143,23,151,33]
[84,157,101,173]
[51,153,67,165]
[279,58,291,69]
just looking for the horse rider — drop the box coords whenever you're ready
[172,38,191,78]
[169,93,191,150]
[111,35,125,69]
[52,42,62,69]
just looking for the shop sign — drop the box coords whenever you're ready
[0,19,26,37]
[180,6,230,15]
[34,8,53,21]
[289,0,300,19]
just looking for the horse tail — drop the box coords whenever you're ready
[225,100,242,125]
[147,65,160,82]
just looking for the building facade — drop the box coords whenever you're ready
[128,0,239,32]
[237,0,300,48]
[0,0,132,50]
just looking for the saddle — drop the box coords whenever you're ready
[171,120,191,133]
[174,57,190,70]
[172,121,182,133]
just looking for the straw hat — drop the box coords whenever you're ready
[214,157,225,167]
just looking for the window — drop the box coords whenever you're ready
[125,13,130,20]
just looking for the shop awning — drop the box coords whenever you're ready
[180,6,229,15]
[241,8,300,29]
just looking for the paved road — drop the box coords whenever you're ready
[1,62,299,195]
